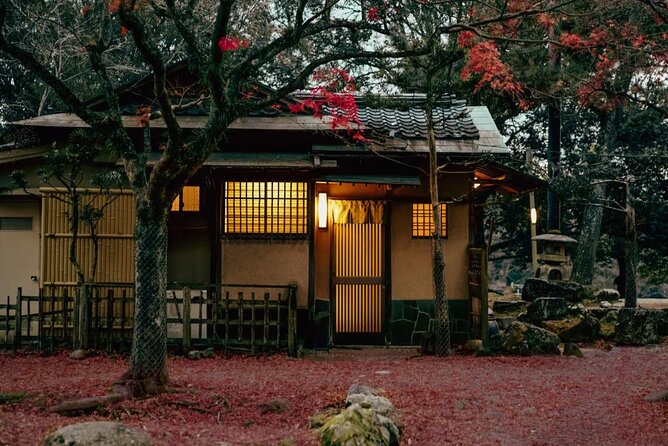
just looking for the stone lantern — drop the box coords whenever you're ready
[532,232,578,281]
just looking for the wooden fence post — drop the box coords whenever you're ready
[78,283,90,350]
[183,286,192,354]
[14,287,22,350]
[287,284,297,357]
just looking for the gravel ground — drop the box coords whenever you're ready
[0,342,666,446]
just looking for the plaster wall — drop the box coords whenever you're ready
[222,241,309,307]
[0,200,41,303]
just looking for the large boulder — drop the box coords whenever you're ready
[558,314,601,343]
[614,308,661,346]
[493,321,561,356]
[520,297,568,323]
[44,422,150,446]
[521,278,586,303]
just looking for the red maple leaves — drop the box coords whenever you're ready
[218,36,250,52]
[288,68,368,143]
[461,41,523,97]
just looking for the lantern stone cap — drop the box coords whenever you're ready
[532,233,578,244]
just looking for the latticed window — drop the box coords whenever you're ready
[171,186,201,212]
[412,203,447,238]
[225,182,307,235]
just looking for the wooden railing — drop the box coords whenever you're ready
[0,282,297,356]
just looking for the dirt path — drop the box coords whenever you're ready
[1,342,667,445]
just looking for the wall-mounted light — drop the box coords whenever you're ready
[318,192,328,229]
[530,208,538,225]
[473,183,481,189]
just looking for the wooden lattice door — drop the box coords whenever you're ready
[332,220,385,345]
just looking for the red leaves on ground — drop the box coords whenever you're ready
[218,36,250,52]
[0,343,667,445]
[120,26,128,37]
[461,41,523,96]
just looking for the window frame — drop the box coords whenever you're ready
[171,185,202,213]
[411,202,447,239]
[223,181,308,240]
[0,217,33,231]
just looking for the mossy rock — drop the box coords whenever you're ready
[496,321,561,356]
[558,314,600,343]
[0,391,26,405]
[541,318,581,336]
[614,309,661,346]
[316,403,399,446]
[599,310,618,339]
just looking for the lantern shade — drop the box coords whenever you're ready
[530,208,537,224]
[318,192,328,229]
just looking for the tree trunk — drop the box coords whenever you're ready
[624,185,637,307]
[118,202,169,396]
[571,182,606,285]
[546,103,561,232]
[425,76,450,356]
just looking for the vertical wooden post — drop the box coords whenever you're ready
[106,289,114,352]
[49,287,55,352]
[14,288,22,350]
[62,289,68,347]
[183,286,192,354]
[287,284,297,357]
[77,283,90,350]
[5,295,10,349]
[237,291,243,342]
[263,292,269,351]
[38,288,44,350]
[250,292,256,354]
[480,247,489,346]
[224,291,230,354]
[120,289,126,350]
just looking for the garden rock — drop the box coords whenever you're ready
[43,421,150,446]
[521,278,586,303]
[600,301,612,309]
[69,349,88,360]
[316,403,399,446]
[492,300,528,314]
[496,317,514,331]
[587,307,615,320]
[259,398,290,415]
[464,339,483,352]
[315,385,400,446]
[659,309,668,337]
[644,388,668,402]
[593,289,620,302]
[494,321,561,356]
[520,297,568,323]
[558,314,601,343]
[563,343,584,358]
[599,310,618,339]
[614,309,661,346]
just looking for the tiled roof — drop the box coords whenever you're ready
[316,94,479,140]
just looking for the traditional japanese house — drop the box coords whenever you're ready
[0,69,541,348]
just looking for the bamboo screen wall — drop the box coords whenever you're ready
[41,189,135,286]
